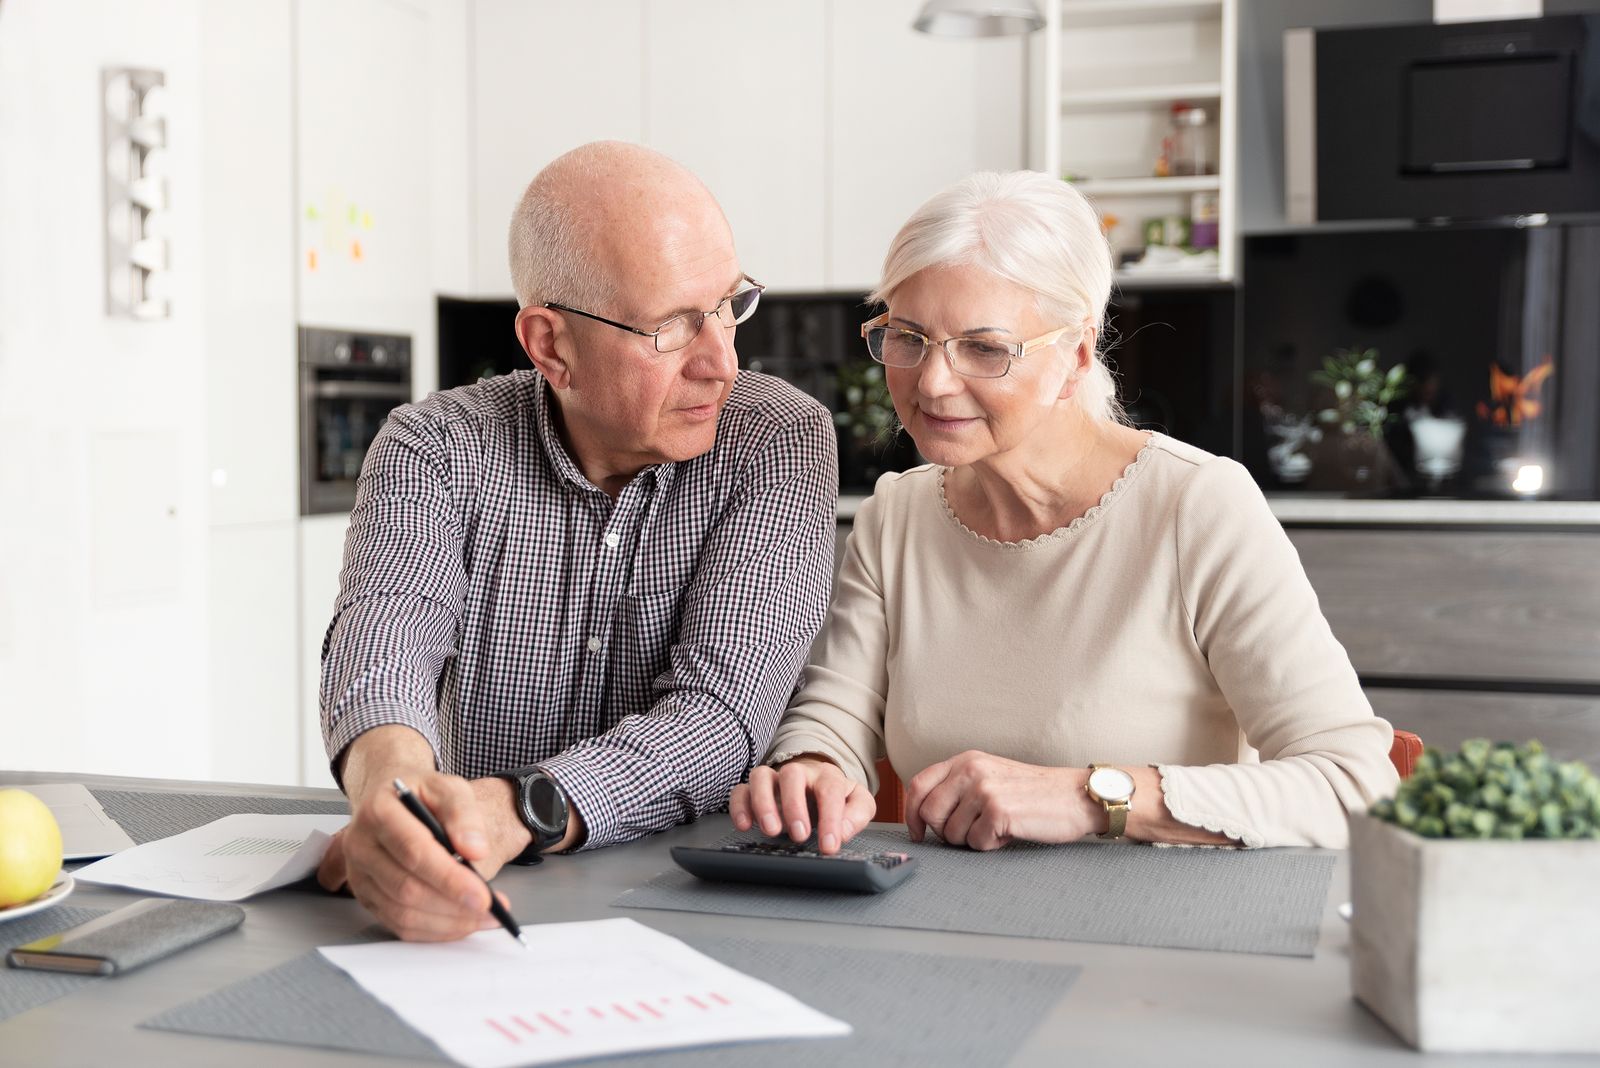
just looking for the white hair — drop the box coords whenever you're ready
[507,149,618,313]
[869,170,1124,423]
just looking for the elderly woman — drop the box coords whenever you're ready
[730,170,1397,854]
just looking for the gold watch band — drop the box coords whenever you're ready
[1101,799,1130,839]
[1087,762,1134,840]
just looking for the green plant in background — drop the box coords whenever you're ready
[834,359,901,448]
[1313,348,1409,439]
[1371,739,1600,839]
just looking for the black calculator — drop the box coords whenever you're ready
[670,840,917,894]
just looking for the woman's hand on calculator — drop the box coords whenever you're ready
[730,756,877,855]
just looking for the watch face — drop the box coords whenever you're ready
[1088,766,1136,803]
[525,774,568,834]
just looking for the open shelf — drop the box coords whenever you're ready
[1072,175,1220,196]
[1060,81,1222,111]
[1113,269,1230,288]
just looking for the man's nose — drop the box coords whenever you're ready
[683,316,737,381]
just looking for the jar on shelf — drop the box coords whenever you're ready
[1190,191,1219,249]
[1168,103,1217,176]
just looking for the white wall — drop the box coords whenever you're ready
[0,0,212,777]
[0,0,471,784]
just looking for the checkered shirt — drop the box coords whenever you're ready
[320,369,839,849]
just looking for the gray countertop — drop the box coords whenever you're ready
[3,770,1595,1066]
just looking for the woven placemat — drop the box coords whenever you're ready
[87,789,348,846]
[0,905,111,1023]
[142,931,1079,1066]
[615,829,1336,958]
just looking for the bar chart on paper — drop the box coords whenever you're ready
[319,918,849,1068]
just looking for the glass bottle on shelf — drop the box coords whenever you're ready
[1168,104,1217,176]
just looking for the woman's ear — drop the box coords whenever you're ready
[1057,327,1096,401]
[515,306,572,389]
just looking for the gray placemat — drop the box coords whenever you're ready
[87,789,348,847]
[615,829,1336,958]
[142,931,1079,1067]
[0,905,111,1022]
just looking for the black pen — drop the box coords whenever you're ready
[392,778,527,949]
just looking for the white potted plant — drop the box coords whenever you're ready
[1350,739,1600,1053]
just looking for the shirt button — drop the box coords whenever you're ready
[603,532,620,549]
[586,636,602,653]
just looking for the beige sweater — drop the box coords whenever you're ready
[767,433,1398,848]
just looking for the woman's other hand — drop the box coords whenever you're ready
[730,756,877,855]
[905,750,1099,850]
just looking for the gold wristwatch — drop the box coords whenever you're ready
[1086,764,1136,839]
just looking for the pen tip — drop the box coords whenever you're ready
[518,933,530,950]
[393,777,408,793]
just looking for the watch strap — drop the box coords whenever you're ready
[494,768,563,864]
[1087,763,1133,841]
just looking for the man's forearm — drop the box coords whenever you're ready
[337,724,437,803]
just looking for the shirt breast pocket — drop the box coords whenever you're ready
[608,585,688,711]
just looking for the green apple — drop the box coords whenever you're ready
[0,789,63,906]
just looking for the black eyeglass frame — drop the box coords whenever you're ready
[544,277,766,354]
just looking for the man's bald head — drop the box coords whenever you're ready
[508,141,732,318]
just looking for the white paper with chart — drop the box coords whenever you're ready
[73,813,349,900]
[318,917,850,1067]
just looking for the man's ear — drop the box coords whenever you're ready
[1057,327,1096,401]
[516,306,572,389]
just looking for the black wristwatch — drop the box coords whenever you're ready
[496,767,571,865]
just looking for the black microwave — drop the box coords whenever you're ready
[1285,15,1599,223]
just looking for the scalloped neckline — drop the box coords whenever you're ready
[937,432,1160,550]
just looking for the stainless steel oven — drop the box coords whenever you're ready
[299,326,411,515]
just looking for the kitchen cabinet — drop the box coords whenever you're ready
[296,0,433,336]
[468,0,1025,295]
[299,513,352,789]
[470,0,645,297]
[208,522,300,785]
[645,2,828,291]
[828,0,1026,292]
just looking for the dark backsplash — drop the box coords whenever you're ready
[438,226,1599,501]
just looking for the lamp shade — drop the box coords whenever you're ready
[913,0,1044,37]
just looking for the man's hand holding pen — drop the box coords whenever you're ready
[316,726,530,942]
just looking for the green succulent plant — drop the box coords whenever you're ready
[1312,347,1409,440]
[1370,739,1600,840]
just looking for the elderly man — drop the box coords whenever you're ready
[315,142,838,940]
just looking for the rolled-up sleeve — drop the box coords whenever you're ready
[539,410,839,849]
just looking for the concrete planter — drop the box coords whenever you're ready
[1348,812,1600,1053]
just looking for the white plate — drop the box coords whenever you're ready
[0,874,75,924]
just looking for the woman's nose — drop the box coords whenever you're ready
[916,344,963,396]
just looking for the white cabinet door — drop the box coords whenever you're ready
[209,522,300,786]
[296,0,432,334]
[471,0,645,298]
[645,1,827,291]
[299,513,352,788]
[828,0,1026,293]
[202,1,297,527]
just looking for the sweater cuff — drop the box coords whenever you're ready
[1156,765,1263,849]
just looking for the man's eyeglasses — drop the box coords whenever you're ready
[861,313,1076,380]
[545,277,765,354]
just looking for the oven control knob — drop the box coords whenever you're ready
[334,342,351,363]
[372,345,388,365]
